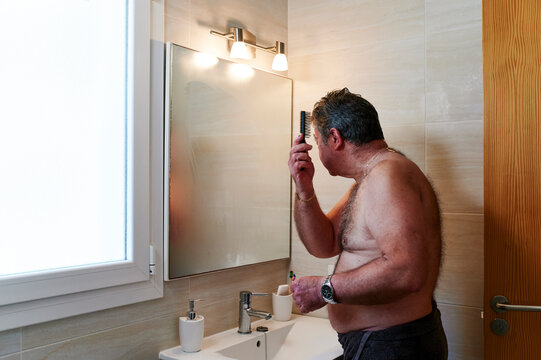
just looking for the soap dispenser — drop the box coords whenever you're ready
[179,299,204,353]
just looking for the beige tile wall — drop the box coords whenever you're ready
[288,0,483,359]
[0,0,289,359]
[166,0,287,74]
[0,355,19,360]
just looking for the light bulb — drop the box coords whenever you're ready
[230,41,249,59]
[272,53,288,71]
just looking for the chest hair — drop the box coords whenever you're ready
[338,183,361,251]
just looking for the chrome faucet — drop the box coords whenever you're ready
[238,291,272,334]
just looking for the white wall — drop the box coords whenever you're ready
[288,1,483,359]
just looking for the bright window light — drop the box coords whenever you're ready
[0,0,128,277]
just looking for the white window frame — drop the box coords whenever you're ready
[0,0,164,331]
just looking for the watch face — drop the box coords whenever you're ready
[321,284,333,300]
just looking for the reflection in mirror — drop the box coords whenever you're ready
[164,43,292,279]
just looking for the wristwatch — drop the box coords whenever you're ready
[321,275,338,304]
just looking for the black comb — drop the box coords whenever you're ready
[300,111,311,143]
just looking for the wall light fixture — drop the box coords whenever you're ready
[210,27,288,71]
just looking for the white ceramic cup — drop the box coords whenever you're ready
[272,293,293,321]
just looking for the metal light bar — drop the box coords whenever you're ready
[210,27,287,62]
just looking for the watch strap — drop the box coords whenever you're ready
[321,275,338,304]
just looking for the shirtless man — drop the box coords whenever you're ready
[288,88,447,359]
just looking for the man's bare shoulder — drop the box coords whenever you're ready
[367,154,424,188]
[363,154,440,225]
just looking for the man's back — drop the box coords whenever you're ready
[328,151,442,333]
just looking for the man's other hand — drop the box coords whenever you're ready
[290,276,327,313]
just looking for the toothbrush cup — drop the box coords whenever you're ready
[272,292,293,321]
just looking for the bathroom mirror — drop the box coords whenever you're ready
[164,43,292,280]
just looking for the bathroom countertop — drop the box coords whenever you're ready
[159,314,342,360]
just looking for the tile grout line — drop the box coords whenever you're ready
[425,119,484,127]
[436,301,483,311]
[18,312,180,355]
[441,212,484,216]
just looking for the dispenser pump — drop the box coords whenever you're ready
[180,299,205,352]
[187,299,201,320]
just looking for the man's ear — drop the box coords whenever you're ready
[328,128,345,150]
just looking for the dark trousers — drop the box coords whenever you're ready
[337,301,448,360]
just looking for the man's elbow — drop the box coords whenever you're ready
[308,243,340,259]
[407,275,425,293]
[403,267,428,293]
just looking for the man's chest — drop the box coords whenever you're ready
[338,187,378,252]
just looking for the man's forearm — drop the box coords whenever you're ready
[294,193,340,258]
[332,256,427,305]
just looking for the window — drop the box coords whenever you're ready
[0,0,163,330]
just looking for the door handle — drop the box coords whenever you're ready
[491,295,541,313]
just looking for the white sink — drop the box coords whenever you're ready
[159,315,342,360]
[217,322,294,360]
[263,322,294,360]
[218,333,266,360]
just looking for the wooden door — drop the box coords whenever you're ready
[484,0,541,358]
